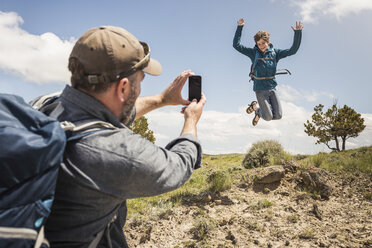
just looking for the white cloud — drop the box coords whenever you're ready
[0,11,74,84]
[292,0,372,23]
[277,84,334,102]
[146,102,372,155]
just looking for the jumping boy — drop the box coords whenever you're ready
[233,18,303,126]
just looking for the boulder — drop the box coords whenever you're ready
[253,165,285,184]
[300,167,333,199]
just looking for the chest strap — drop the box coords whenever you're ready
[250,75,276,80]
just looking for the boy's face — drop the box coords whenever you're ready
[257,39,269,52]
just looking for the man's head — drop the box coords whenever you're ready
[69,26,161,93]
[68,26,161,122]
[254,30,270,52]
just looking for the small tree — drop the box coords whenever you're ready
[129,116,155,143]
[304,104,365,151]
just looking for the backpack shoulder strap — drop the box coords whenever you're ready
[31,92,119,140]
[249,51,260,81]
[64,120,119,142]
[30,92,62,110]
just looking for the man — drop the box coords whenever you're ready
[41,26,206,247]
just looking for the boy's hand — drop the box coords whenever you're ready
[291,21,303,31]
[237,18,245,26]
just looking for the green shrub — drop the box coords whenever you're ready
[207,171,231,194]
[250,198,273,210]
[242,140,286,169]
[311,153,326,167]
[190,217,215,241]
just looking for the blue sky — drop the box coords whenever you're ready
[0,0,371,154]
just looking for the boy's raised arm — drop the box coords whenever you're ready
[232,18,254,59]
[276,21,303,60]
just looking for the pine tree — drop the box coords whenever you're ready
[304,104,365,151]
[129,116,155,143]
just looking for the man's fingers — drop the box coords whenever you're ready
[175,70,193,87]
[180,106,186,114]
[198,93,207,106]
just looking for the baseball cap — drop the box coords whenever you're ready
[70,26,162,84]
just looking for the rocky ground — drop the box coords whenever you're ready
[125,162,372,248]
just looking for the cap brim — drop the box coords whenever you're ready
[143,58,162,76]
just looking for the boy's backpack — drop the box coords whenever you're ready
[0,93,117,248]
[249,50,291,81]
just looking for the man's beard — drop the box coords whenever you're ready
[119,85,138,126]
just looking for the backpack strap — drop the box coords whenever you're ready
[30,92,62,110]
[30,92,119,139]
[249,49,291,81]
[249,51,260,81]
[0,226,50,248]
[62,120,119,142]
[88,214,117,248]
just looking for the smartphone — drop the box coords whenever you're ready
[188,75,202,102]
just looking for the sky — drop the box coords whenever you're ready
[0,0,371,155]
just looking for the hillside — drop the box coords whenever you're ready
[125,146,372,248]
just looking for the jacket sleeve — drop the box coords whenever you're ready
[276,30,302,61]
[68,130,202,199]
[233,25,255,60]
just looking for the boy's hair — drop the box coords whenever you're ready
[254,30,270,43]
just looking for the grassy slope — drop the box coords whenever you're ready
[127,146,372,218]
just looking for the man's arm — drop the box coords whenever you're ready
[180,93,206,137]
[276,21,303,60]
[73,92,206,199]
[134,70,192,119]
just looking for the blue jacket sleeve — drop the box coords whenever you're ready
[276,30,302,61]
[233,25,255,61]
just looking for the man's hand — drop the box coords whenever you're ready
[180,93,207,137]
[237,18,245,26]
[291,21,303,31]
[160,70,192,106]
[134,70,193,119]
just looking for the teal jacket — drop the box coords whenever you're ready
[233,25,302,91]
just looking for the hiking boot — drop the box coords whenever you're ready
[252,111,260,126]
[246,101,257,114]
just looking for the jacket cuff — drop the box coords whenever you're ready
[165,133,203,169]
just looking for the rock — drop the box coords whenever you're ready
[139,226,152,244]
[253,165,285,184]
[330,233,337,239]
[300,167,333,199]
[283,160,300,173]
[312,203,322,220]
[200,191,212,204]
[225,231,237,244]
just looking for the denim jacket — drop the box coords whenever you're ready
[42,85,202,247]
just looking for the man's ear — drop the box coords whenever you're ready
[115,77,131,102]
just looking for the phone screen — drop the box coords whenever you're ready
[188,75,202,102]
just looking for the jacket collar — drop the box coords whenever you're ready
[254,43,274,54]
[60,85,125,128]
